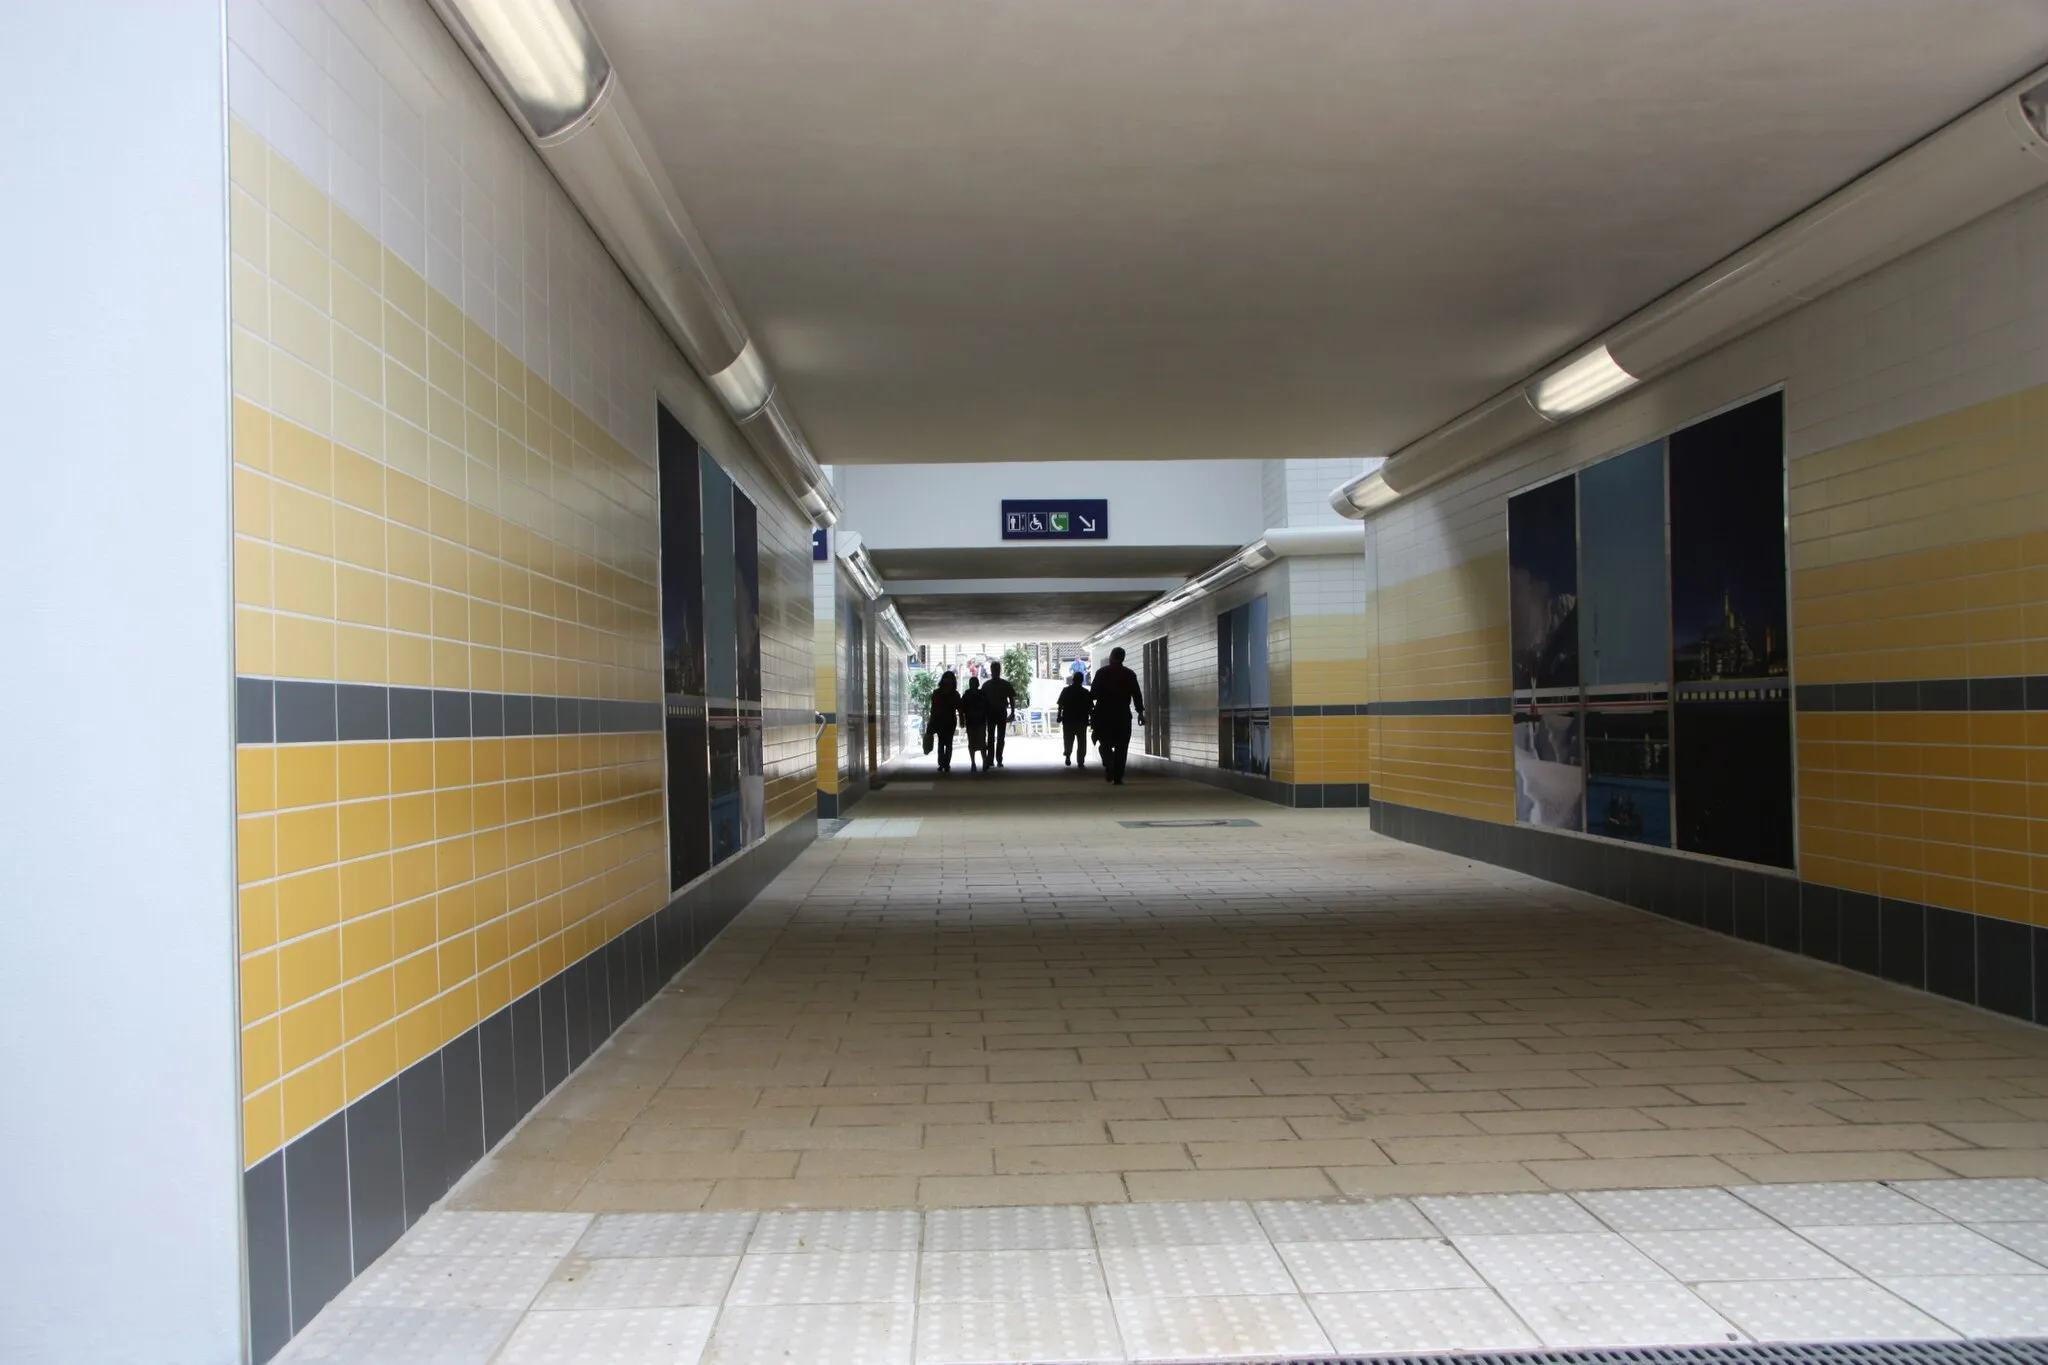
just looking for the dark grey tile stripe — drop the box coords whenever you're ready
[1276,704,1370,717]
[1370,696,1513,717]
[236,677,662,744]
[1797,675,2048,712]
[1127,753,1369,811]
[246,813,817,1363]
[1370,796,2048,1032]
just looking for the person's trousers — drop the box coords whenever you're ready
[1096,722,1133,782]
[988,722,1007,766]
[934,732,954,770]
[1062,721,1087,765]
[965,724,987,765]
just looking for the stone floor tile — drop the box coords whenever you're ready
[1308,1287,1540,1354]
[1694,1279,1957,1341]
[917,1173,1130,1207]
[1111,1293,1331,1361]
[1331,1163,1550,1198]
[1124,1168,1338,1202]
[1880,1275,2048,1336]
[913,1296,1123,1365]
[1526,1157,1749,1191]
[1496,1280,1740,1347]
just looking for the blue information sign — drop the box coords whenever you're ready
[811,528,828,561]
[1001,499,1108,540]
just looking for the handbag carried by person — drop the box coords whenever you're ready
[923,725,935,755]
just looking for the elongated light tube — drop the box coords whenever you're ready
[1526,345,1638,419]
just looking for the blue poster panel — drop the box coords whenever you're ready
[1578,441,1668,690]
[1508,474,1582,830]
[1585,706,1672,846]
[1668,391,1793,868]
[657,405,709,890]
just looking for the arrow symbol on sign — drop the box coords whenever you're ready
[1078,516,1097,532]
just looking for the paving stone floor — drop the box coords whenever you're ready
[286,738,2048,1360]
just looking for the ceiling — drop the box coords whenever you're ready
[588,0,2048,467]
[891,589,1164,640]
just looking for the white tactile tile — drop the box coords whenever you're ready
[1256,1198,1435,1242]
[1278,1239,1484,1294]
[1093,1200,1266,1247]
[1453,1232,1674,1286]
[1881,1275,2048,1336]
[492,1307,717,1363]
[1627,1228,1857,1282]
[1893,1178,2048,1224]
[923,1205,1095,1252]
[748,1209,923,1253]
[1497,1281,1742,1348]
[275,1306,522,1363]
[576,1213,758,1258]
[1798,1223,2048,1279]
[726,1250,919,1305]
[532,1256,738,1310]
[1100,1241,1296,1298]
[913,1295,1123,1364]
[1308,1287,1540,1354]
[1695,1279,1959,1341]
[701,1302,915,1365]
[1417,1193,1602,1236]
[1971,1221,2048,1267]
[1733,1182,1948,1227]
[838,819,924,838]
[1112,1293,1332,1361]
[919,1249,1106,1300]
[1577,1187,1775,1233]
[400,1212,592,1259]
[342,1256,558,1311]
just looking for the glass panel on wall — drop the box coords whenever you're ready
[1508,474,1583,831]
[732,490,764,845]
[657,404,709,889]
[1579,441,1671,846]
[1142,636,1171,758]
[700,455,739,864]
[1215,597,1269,777]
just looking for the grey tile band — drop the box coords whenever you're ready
[1370,696,1514,716]
[235,677,662,745]
[1798,674,2048,712]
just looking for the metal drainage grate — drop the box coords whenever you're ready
[817,818,850,836]
[1119,818,1261,829]
[1205,1341,2048,1365]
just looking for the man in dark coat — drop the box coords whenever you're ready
[1089,647,1146,785]
[982,662,1018,769]
[1057,671,1092,768]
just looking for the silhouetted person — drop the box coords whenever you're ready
[1057,671,1091,768]
[1090,646,1145,785]
[983,662,1018,768]
[926,670,961,773]
[961,675,990,773]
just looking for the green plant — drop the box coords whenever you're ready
[909,668,937,716]
[1002,644,1035,686]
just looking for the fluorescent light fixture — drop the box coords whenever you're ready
[2023,77,2048,141]
[1526,344,1637,419]
[707,340,773,420]
[1236,539,1277,571]
[442,0,610,140]
[1331,468,1398,519]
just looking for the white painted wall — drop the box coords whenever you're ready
[0,5,243,1362]
[835,459,1266,549]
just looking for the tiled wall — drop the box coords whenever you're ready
[227,0,817,1354]
[1363,175,2048,1020]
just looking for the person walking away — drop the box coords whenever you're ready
[960,675,989,773]
[926,670,962,773]
[1057,670,1092,768]
[1090,647,1145,785]
[982,662,1018,768]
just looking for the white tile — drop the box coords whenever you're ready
[726,1250,918,1306]
[748,1209,922,1254]
[701,1302,914,1365]
[1733,1182,1947,1227]
[913,1296,1123,1365]
[1695,1279,1957,1342]
[919,1249,1106,1301]
[1308,1288,1539,1354]
[923,1205,1094,1252]
[1101,1241,1294,1299]
[1256,1198,1434,1242]
[1883,1275,2048,1337]
[493,1307,717,1363]
[1498,1281,1741,1348]
[1627,1228,1856,1282]
[1454,1232,1673,1286]
[401,1212,591,1259]
[1112,1294,1331,1362]
[1577,1187,1774,1233]
[342,1256,557,1311]
[532,1256,738,1310]
[1092,1200,1266,1247]
[1278,1239,1484,1294]
[1799,1223,2047,1279]
[1894,1178,2048,1223]
[577,1213,757,1259]
[275,1306,521,1362]
[1418,1193,1602,1236]
[1973,1221,2048,1268]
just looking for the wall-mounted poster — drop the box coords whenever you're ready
[1577,440,1671,846]
[1585,706,1671,846]
[658,405,710,890]
[1508,474,1582,830]
[1668,391,1793,868]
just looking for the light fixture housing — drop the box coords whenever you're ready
[1526,345,1638,419]
[438,0,610,141]
[707,340,773,421]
